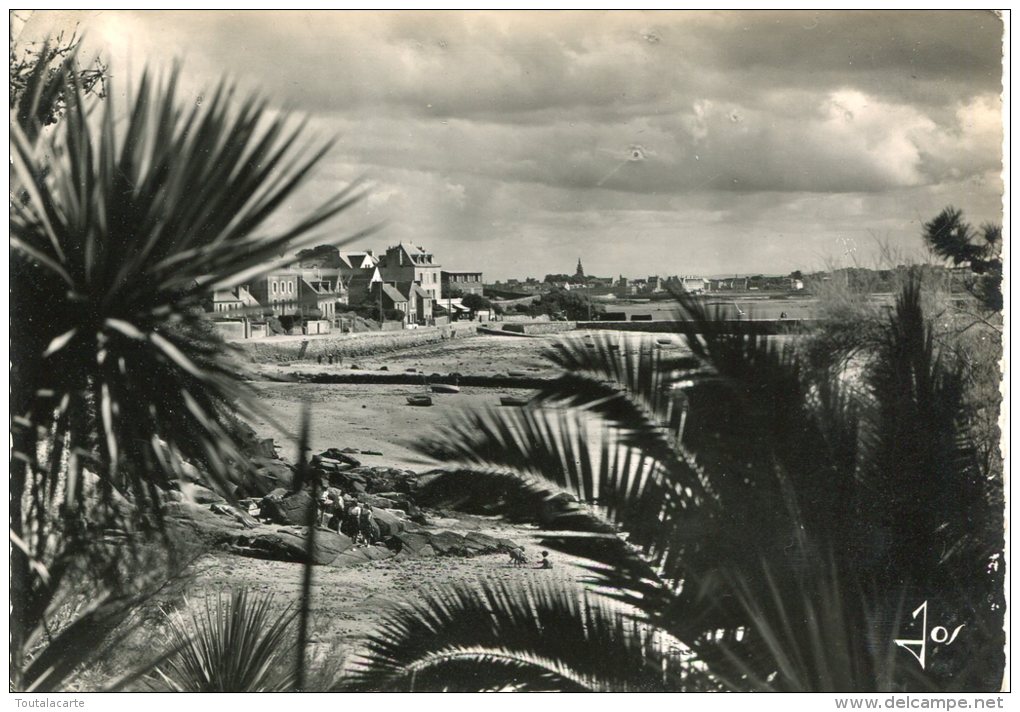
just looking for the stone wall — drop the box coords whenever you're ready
[575,319,816,334]
[238,324,476,363]
[497,321,577,335]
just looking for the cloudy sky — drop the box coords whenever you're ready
[17,10,1005,279]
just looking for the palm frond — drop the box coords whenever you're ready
[414,467,672,617]
[345,579,687,691]
[415,406,701,580]
[707,560,915,692]
[541,332,698,423]
[859,277,987,596]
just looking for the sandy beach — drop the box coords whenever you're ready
[137,331,597,684]
[178,516,590,678]
[248,333,567,468]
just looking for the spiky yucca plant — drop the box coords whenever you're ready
[151,591,298,692]
[347,279,1001,691]
[9,58,370,690]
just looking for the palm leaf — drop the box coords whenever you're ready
[345,579,687,691]
[10,64,371,518]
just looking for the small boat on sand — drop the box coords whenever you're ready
[406,395,433,407]
[431,384,460,394]
[500,395,529,407]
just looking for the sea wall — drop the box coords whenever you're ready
[238,325,476,363]
[494,321,577,335]
[574,319,816,334]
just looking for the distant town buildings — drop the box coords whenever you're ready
[205,240,488,339]
[205,242,826,342]
[442,270,484,296]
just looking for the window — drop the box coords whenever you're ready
[272,282,278,294]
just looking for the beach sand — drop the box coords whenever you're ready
[142,332,598,685]
[180,516,591,679]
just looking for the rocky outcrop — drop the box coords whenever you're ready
[177,482,227,505]
[387,528,517,558]
[164,501,250,544]
[316,449,362,468]
[230,526,355,565]
[259,489,316,525]
[369,507,405,539]
[243,457,295,497]
[330,545,397,567]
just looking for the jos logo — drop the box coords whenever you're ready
[894,601,965,670]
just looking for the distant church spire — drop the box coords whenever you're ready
[575,257,585,279]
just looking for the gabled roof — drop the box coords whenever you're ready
[236,286,261,307]
[380,283,408,303]
[408,283,431,300]
[385,242,439,267]
[397,281,431,301]
[300,278,334,296]
[213,286,261,308]
[345,251,378,269]
[211,290,243,303]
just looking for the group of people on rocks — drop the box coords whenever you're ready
[319,489,380,545]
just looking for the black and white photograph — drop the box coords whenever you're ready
[8,9,1008,699]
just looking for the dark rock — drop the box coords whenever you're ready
[395,543,435,560]
[401,530,518,558]
[464,531,502,552]
[231,526,354,565]
[253,438,278,458]
[318,449,362,468]
[260,489,317,525]
[210,502,260,529]
[426,530,471,556]
[244,457,295,496]
[538,491,580,527]
[361,494,396,510]
[328,470,368,493]
[178,482,227,505]
[373,491,412,510]
[164,501,247,545]
[329,544,395,567]
[389,531,432,556]
[369,508,405,539]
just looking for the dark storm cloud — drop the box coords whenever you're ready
[15,10,1004,278]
